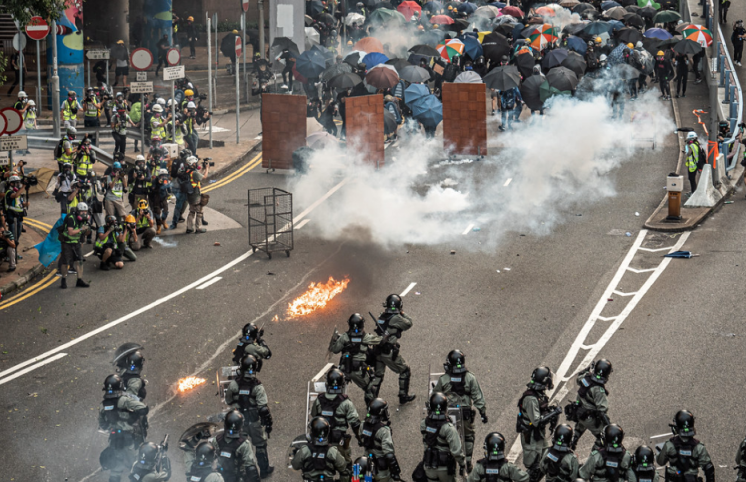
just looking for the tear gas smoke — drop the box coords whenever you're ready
[290,90,673,248]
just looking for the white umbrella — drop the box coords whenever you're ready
[454,71,483,83]
[305,27,320,51]
[345,12,365,26]
[474,5,500,17]
[307,131,339,149]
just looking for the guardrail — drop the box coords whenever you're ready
[27,136,115,167]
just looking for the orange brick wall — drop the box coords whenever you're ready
[261,94,307,170]
[345,94,385,168]
[442,83,487,156]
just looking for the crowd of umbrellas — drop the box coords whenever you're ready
[265,0,711,136]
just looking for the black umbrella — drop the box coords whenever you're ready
[321,62,353,81]
[387,58,411,71]
[615,26,643,44]
[638,6,657,18]
[271,37,300,59]
[573,3,595,13]
[520,74,544,110]
[316,13,335,26]
[494,23,516,36]
[642,37,662,55]
[481,32,511,63]
[619,0,637,6]
[344,51,365,66]
[542,48,569,70]
[563,22,589,35]
[409,44,441,57]
[296,49,328,78]
[611,62,640,79]
[374,1,394,9]
[328,72,363,89]
[483,65,521,90]
[624,5,640,12]
[622,13,645,28]
[399,65,431,82]
[451,18,470,31]
[560,51,587,76]
[515,51,536,78]
[674,39,703,55]
[306,0,324,16]
[657,36,681,50]
[546,66,579,90]
[384,109,398,135]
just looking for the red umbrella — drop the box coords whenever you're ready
[354,37,384,53]
[365,64,400,89]
[397,1,422,21]
[430,14,455,24]
[501,6,524,18]
[292,65,308,83]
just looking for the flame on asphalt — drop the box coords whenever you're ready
[287,277,350,317]
[178,376,206,392]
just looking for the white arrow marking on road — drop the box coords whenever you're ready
[296,219,310,230]
[503,178,512,187]
[400,282,417,297]
[0,353,67,386]
[462,223,474,235]
[196,277,222,290]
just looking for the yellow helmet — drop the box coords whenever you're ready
[138,199,150,210]
[347,40,353,45]
[656,50,665,56]
[232,29,239,34]
[124,214,136,223]
[433,24,439,28]
[595,36,602,44]
[626,42,634,49]
[184,89,194,97]
[187,16,194,21]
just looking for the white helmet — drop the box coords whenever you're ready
[62,162,73,169]
[135,154,146,161]
[157,98,166,105]
[18,91,27,98]
[167,99,174,106]
[66,126,77,136]
[635,41,643,48]
[186,101,196,109]
[9,175,21,182]
[599,54,608,62]
[186,156,198,166]
[158,168,169,176]
[27,99,36,106]
[77,202,89,211]
[116,91,123,98]
[686,131,697,140]
[152,104,164,113]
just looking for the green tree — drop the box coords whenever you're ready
[4,0,65,26]
[0,52,7,86]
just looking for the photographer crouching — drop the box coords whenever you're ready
[59,202,91,288]
[95,215,126,270]
[131,199,156,250]
[183,156,212,234]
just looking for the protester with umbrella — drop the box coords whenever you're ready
[280,49,298,90]
[410,94,442,137]
[653,50,673,99]
[521,67,546,117]
[673,52,688,98]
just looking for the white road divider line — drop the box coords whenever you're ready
[296,219,310,230]
[650,433,672,439]
[0,177,352,387]
[196,277,222,290]
[400,282,417,297]
[462,223,475,235]
[503,178,512,187]
[0,353,68,386]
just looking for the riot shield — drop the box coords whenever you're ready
[179,422,220,452]
[305,362,335,433]
[287,434,309,474]
[113,342,143,367]
[428,364,466,449]
[216,365,239,403]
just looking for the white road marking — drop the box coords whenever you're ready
[627,267,656,273]
[612,290,637,297]
[254,134,263,140]
[196,277,222,290]
[650,433,672,439]
[85,250,94,258]
[400,282,417,297]
[507,230,691,462]
[0,353,68,386]
[462,223,475,235]
[638,246,676,252]
[503,178,512,187]
[296,219,310,230]
[0,177,352,386]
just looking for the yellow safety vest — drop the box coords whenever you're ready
[136,213,151,229]
[151,116,167,140]
[167,123,184,145]
[75,152,94,177]
[4,191,24,213]
[24,110,37,130]
[189,170,200,191]
[108,177,124,199]
[84,100,99,118]
[63,99,79,121]
[59,139,74,163]
[686,143,700,173]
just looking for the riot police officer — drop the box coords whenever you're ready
[224,355,274,478]
[432,350,487,472]
[736,436,746,482]
[330,313,380,406]
[656,411,714,482]
[421,392,466,481]
[210,410,260,482]
[371,294,416,405]
[119,350,147,400]
[579,424,633,482]
[630,446,658,482]
[360,398,402,481]
[353,456,375,481]
[567,360,612,450]
[186,440,225,482]
[291,416,350,480]
[468,432,529,482]
[518,366,560,481]
[98,374,150,482]
[232,322,272,369]
[540,424,579,482]
[310,367,362,477]
[128,441,171,482]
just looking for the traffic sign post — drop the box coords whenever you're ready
[242,0,249,11]
[129,82,154,94]
[26,16,49,114]
[130,48,154,71]
[163,66,185,144]
[0,136,29,151]
[235,36,242,144]
[166,48,180,66]
[13,32,26,97]
[86,50,110,87]
[0,152,9,166]
[1,108,24,135]
[136,71,147,82]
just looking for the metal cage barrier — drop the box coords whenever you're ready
[247,188,293,259]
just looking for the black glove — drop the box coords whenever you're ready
[459,465,465,476]
[357,436,364,447]
[481,411,488,424]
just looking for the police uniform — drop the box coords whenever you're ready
[656,436,713,482]
[291,438,349,481]
[224,377,272,473]
[128,466,169,482]
[433,371,486,467]
[579,448,633,482]
[371,312,414,401]
[735,438,746,482]
[573,368,609,441]
[98,393,148,481]
[123,372,146,401]
[361,418,397,481]
[330,330,380,405]
[468,458,529,482]
[232,340,271,369]
[210,432,259,482]
[421,416,465,481]
[311,393,361,474]
[629,466,660,482]
[518,388,552,472]
[540,447,578,482]
[186,465,225,482]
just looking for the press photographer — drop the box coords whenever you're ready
[104,161,128,219]
[3,174,29,259]
[83,87,103,131]
[95,215,125,270]
[132,199,155,250]
[128,155,151,207]
[59,202,91,289]
[55,162,77,213]
[0,209,17,272]
[74,136,97,179]
[183,156,208,234]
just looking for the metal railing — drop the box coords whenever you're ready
[27,136,115,167]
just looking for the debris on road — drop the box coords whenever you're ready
[450,250,456,255]
[664,250,699,258]
[213,242,221,246]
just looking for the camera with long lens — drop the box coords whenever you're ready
[22,174,39,187]
[201,157,215,168]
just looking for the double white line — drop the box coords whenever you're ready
[0,352,68,386]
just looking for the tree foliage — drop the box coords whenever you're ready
[4,0,65,26]
[0,52,7,86]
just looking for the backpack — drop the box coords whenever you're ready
[586,51,598,70]
[385,102,402,124]
[54,138,65,159]
[501,89,516,110]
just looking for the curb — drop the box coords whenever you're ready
[205,139,263,185]
[0,223,51,298]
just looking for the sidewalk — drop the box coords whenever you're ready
[0,225,45,298]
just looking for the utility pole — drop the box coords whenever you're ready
[259,0,265,60]
[51,20,61,138]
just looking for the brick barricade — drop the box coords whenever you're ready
[345,94,385,168]
[442,83,487,156]
[261,94,307,170]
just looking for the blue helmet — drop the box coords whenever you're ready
[113,161,122,169]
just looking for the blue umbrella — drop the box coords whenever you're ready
[513,23,527,39]
[422,1,444,13]
[457,2,477,14]
[489,1,507,7]
[566,36,587,55]
[582,21,612,36]
[607,43,626,65]
[458,35,484,60]
[362,52,390,67]
[644,27,672,40]
[404,83,430,105]
[295,48,328,78]
[411,94,443,127]
[601,0,621,9]
[664,250,699,258]
[607,19,624,31]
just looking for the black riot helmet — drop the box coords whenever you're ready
[310,416,331,445]
[326,368,346,394]
[673,410,696,437]
[195,440,217,467]
[242,322,260,342]
[125,351,145,374]
[603,424,625,452]
[552,424,573,451]
[384,294,403,313]
[366,398,390,424]
[428,392,449,420]
[238,354,259,379]
[591,359,613,383]
[348,313,365,334]
[632,445,656,472]
[484,432,506,461]
[103,374,124,397]
[530,366,554,390]
[224,409,245,439]
[135,442,160,470]
[444,349,467,374]
[354,456,373,475]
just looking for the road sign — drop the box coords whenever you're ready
[235,36,242,58]
[86,49,110,60]
[25,16,50,41]
[12,33,27,51]
[131,48,154,71]
[242,0,250,12]
[0,152,9,166]
[136,71,147,81]
[130,82,154,93]
[0,135,28,151]
[167,47,181,66]
[0,112,6,136]
[163,65,185,81]
[0,108,23,135]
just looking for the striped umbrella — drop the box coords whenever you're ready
[436,39,466,62]
[526,24,558,50]
[683,25,713,46]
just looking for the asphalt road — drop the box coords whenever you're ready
[2,100,741,482]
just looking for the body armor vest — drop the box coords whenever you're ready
[596,449,625,482]
[129,466,151,481]
[477,458,508,482]
[237,378,261,414]
[318,394,348,443]
[187,464,217,481]
[123,373,147,400]
[215,433,246,478]
[578,376,608,404]
[671,437,700,473]
[544,448,566,478]
[362,421,386,451]
[102,396,122,425]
